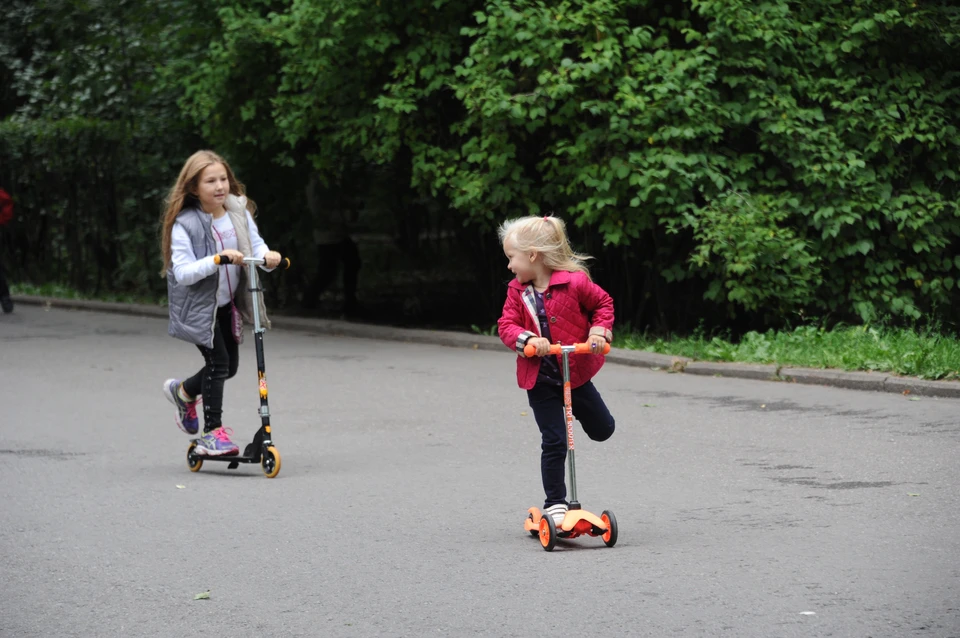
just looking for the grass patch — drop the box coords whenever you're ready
[621,324,960,381]
[11,282,166,306]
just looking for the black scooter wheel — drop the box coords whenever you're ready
[601,510,618,547]
[539,514,557,552]
[186,442,203,473]
[261,446,281,478]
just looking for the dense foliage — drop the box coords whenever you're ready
[2,0,959,332]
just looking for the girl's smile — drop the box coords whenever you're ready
[195,162,231,216]
[504,237,535,283]
[503,236,550,290]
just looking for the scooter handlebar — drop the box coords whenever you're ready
[523,342,610,357]
[213,255,291,270]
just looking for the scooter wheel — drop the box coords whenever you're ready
[527,512,539,537]
[261,446,281,479]
[539,514,557,552]
[186,442,203,473]
[601,509,618,547]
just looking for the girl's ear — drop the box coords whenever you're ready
[529,250,538,262]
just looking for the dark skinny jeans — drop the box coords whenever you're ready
[526,380,616,508]
[182,304,239,432]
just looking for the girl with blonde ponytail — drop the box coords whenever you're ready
[497,215,616,526]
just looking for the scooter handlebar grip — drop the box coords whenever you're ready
[574,342,611,355]
[523,344,560,357]
[213,254,233,266]
[523,342,610,357]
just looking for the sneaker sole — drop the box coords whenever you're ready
[162,379,201,435]
[194,445,240,457]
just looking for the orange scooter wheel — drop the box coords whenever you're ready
[261,446,281,478]
[527,512,539,537]
[601,510,618,547]
[186,442,203,473]
[539,514,557,552]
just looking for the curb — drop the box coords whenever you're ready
[12,294,960,399]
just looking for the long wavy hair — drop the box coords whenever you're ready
[497,215,593,280]
[159,150,254,275]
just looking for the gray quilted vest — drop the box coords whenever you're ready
[166,204,270,348]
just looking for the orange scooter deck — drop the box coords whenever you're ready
[525,506,617,550]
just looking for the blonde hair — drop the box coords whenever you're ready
[159,150,254,275]
[498,215,593,279]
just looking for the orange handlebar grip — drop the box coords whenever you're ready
[523,342,610,357]
[213,254,222,265]
[573,343,611,355]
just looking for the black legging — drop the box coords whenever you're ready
[182,304,239,432]
[526,380,616,508]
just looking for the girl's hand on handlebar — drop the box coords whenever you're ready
[526,337,552,357]
[220,249,244,265]
[263,250,282,269]
[586,334,607,353]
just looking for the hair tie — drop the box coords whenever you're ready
[543,216,549,221]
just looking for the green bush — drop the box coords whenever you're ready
[5,0,960,332]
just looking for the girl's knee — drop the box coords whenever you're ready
[207,364,231,381]
[586,418,615,442]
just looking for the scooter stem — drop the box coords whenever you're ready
[561,348,579,508]
[242,257,264,333]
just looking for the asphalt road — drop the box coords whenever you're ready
[2,305,958,638]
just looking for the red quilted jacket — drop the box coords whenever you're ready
[498,270,614,390]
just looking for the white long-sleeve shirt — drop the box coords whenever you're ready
[171,210,270,307]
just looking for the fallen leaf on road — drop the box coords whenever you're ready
[799,611,816,616]
[761,404,766,408]
[909,397,921,401]
[643,404,655,408]
[194,591,210,600]
[520,411,528,416]
[908,493,920,497]
[176,485,186,489]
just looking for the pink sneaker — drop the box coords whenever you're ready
[163,378,201,435]
[194,427,240,456]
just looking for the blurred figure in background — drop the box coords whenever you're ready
[0,187,14,313]
[303,174,361,318]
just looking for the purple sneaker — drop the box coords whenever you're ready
[163,378,200,435]
[194,427,240,456]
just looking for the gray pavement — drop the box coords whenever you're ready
[2,303,959,638]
